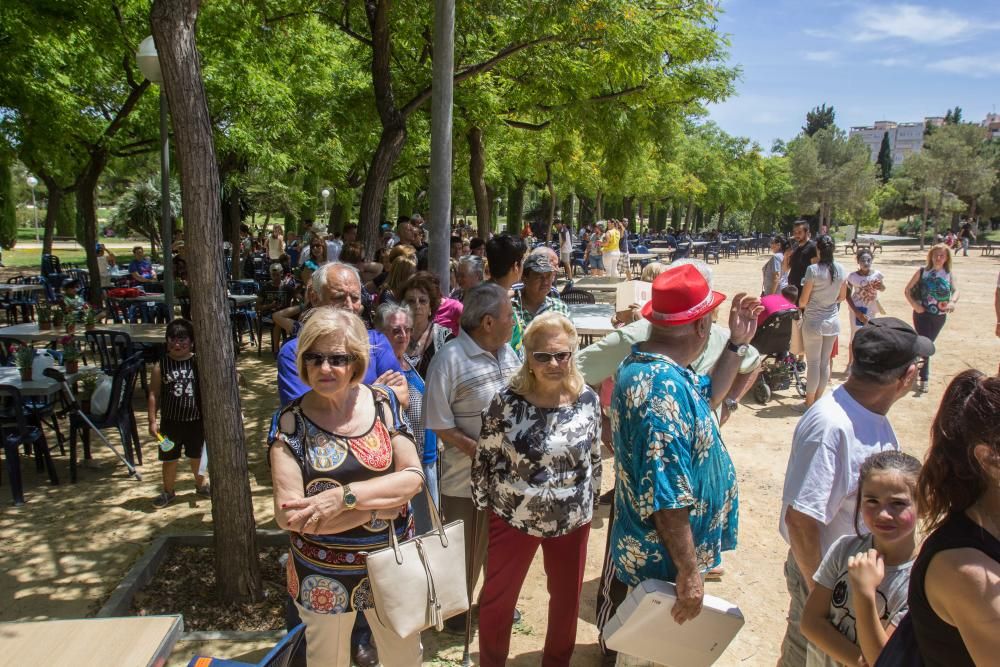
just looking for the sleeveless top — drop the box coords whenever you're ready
[918,269,954,315]
[269,385,414,615]
[160,354,200,422]
[908,511,1000,666]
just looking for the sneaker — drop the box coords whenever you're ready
[917,380,928,393]
[152,491,176,508]
[196,483,211,497]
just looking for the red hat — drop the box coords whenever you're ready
[641,264,727,327]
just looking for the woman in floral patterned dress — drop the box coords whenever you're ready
[472,312,602,667]
[269,308,424,666]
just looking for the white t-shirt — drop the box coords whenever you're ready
[807,534,912,667]
[847,270,884,319]
[780,385,899,554]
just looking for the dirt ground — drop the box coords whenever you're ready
[1,245,997,666]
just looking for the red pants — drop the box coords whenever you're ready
[478,512,591,667]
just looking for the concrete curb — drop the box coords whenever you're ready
[97,530,289,643]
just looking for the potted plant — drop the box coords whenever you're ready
[52,307,65,329]
[79,372,99,413]
[61,336,81,374]
[36,302,53,330]
[14,344,34,381]
[84,305,97,331]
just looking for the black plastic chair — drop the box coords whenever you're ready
[257,290,290,356]
[560,288,596,305]
[85,330,134,375]
[703,242,721,264]
[0,384,58,505]
[68,352,144,482]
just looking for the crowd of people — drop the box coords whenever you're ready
[130,211,998,667]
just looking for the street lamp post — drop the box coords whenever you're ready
[26,176,39,242]
[321,188,330,217]
[136,36,173,319]
[494,196,502,233]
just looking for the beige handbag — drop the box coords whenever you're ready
[366,481,468,639]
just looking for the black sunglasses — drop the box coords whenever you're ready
[303,352,357,368]
[530,351,572,364]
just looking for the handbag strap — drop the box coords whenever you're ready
[385,466,449,564]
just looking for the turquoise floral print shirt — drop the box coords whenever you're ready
[610,345,739,586]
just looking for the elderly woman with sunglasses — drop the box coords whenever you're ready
[376,301,440,534]
[269,308,424,667]
[471,312,602,667]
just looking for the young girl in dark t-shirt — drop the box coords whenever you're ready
[150,318,208,508]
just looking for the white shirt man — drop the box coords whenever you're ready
[777,318,933,666]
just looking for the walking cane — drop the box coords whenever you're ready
[462,506,481,667]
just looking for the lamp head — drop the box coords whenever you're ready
[136,36,163,84]
[26,176,38,188]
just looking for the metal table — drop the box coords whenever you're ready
[0,323,170,345]
[569,303,616,344]
[0,284,46,296]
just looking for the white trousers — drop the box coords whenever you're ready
[295,601,423,667]
[605,250,622,278]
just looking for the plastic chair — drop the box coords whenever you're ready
[0,384,59,505]
[703,242,721,264]
[256,290,290,356]
[560,288,596,305]
[185,624,306,667]
[85,330,134,375]
[68,352,144,481]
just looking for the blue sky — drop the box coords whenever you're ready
[707,1,1000,150]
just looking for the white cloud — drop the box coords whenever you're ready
[873,57,911,67]
[927,56,1000,78]
[805,50,839,62]
[851,4,998,44]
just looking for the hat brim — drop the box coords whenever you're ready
[914,334,935,358]
[641,290,727,327]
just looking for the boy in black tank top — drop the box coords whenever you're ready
[150,318,208,508]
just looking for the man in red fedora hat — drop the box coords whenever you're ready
[608,264,763,636]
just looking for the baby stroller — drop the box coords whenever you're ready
[750,307,806,404]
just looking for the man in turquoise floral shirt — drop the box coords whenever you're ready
[610,264,762,626]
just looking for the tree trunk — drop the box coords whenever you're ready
[595,190,603,221]
[544,162,556,243]
[359,124,407,258]
[920,195,929,250]
[151,0,262,603]
[467,126,490,239]
[623,195,634,226]
[684,197,695,230]
[227,186,242,279]
[329,198,346,234]
[508,180,525,234]
[76,152,107,308]
[717,204,726,230]
[40,177,62,256]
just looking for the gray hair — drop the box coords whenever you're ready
[310,261,362,301]
[457,255,485,281]
[669,257,713,287]
[460,282,508,332]
[375,302,412,330]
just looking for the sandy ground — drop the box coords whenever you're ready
[1,245,997,666]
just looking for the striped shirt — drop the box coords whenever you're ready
[424,329,520,498]
[161,354,200,422]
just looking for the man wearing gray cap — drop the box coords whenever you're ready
[778,317,935,666]
[514,253,569,326]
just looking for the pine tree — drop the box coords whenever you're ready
[803,104,836,136]
[877,131,893,183]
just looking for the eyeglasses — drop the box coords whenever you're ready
[390,326,413,336]
[530,351,572,364]
[303,352,357,368]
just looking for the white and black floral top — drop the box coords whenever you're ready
[471,386,602,538]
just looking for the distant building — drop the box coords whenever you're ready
[982,112,1000,139]
[848,118,943,166]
